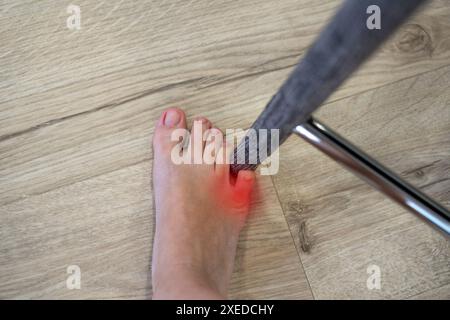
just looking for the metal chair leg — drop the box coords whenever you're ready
[293,117,450,236]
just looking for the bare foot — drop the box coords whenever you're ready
[151,107,255,299]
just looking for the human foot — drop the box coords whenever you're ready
[151,107,255,299]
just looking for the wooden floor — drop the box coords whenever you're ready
[0,0,449,299]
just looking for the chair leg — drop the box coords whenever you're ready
[293,117,450,236]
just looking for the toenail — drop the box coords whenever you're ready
[164,110,181,127]
[208,128,220,138]
[196,117,210,125]
[242,172,254,181]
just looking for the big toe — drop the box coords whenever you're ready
[153,107,187,156]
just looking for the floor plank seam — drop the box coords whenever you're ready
[269,174,316,299]
[319,62,450,109]
[404,282,450,300]
[0,156,152,207]
[3,58,449,144]
[197,62,297,90]
[0,77,204,143]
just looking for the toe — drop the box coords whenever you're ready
[204,128,223,165]
[215,141,232,178]
[157,107,187,129]
[153,107,187,157]
[186,117,212,164]
[232,170,255,206]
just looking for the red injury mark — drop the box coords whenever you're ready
[212,171,256,213]
[231,177,253,206]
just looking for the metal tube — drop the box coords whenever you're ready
[293,118,450,236]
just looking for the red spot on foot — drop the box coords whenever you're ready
[231,180,253,206]
[212,171,256,214]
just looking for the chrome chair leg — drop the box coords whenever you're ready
[293,118,450,236]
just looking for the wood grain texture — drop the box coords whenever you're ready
[2,0,450,138]
[0,162,311,299]
[1,0,449,299]
[408,283,450,299]
[272,65,450,299]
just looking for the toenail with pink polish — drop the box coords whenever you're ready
[164,110,181,127]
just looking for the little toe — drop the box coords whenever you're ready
[232,170,255,207]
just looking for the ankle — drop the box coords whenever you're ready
[153,270,225,299]
[152,264,226,299]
